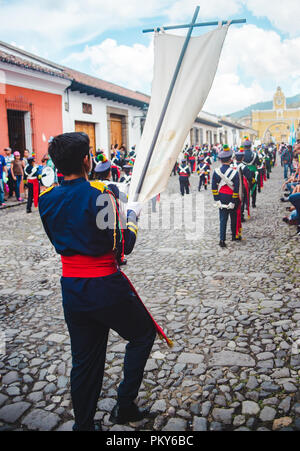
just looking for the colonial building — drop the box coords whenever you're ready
[252,87,300,144]
[62,68,149,155]
[0,41,70,162]
[0,40,150,162]
[189,111,248,148]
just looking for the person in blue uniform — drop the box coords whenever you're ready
[177,158,191,196]
[212,145,240,248]
[243,139,260,208]
[197,155,209,191]
[38,132,160,431]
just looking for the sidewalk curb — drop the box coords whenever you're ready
[0,201,26,211]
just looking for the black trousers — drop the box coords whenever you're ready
[27,182,33,212]
[198,175,207,191]
[7,171,15,197]
[179,177,189,196]
[62,274,156,431]
[219,208,237,242]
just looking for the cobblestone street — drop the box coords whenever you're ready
[0,164,299,432]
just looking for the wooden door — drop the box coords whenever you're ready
[110,115,123,148]
[75,121,96,154]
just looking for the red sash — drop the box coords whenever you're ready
[179,172,189,177]
[61,253,118,278]
[61,253,173,348]
[219,186,234,195]
[236,202,242,238]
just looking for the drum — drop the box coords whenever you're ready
[41,166,55,187]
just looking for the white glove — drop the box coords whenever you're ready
[127,201,143,218]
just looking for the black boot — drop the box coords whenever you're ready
[110,403,154,425]
[219,240,227,248]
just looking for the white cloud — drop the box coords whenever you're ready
[0,0,168,53]
[203,73,273,115]
[66,39,154,93]
[203,23,300,114]
[67,23,300,114]
[246,0,300,37]
[2,0,300,116]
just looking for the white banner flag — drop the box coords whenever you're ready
[129,24,230,203]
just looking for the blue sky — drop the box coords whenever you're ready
[1,0,300,114]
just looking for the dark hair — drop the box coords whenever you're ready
[48,132,90,175]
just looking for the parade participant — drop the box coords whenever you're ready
[177,158,191,196]
[11,152,24,202]
[111,153,122,182]
[39,132,170,431]
[24,157,40,213]
[188,147,196,173]
[265,146,272,178]
[212,145,240,248]
[256,149,265,193]
[204,150,212,184]
[243,139,260,208]
[22,150,30,199]
[197,154,209,191]
[129,146,136,161]
[231,148,250,239]
[235,147,252,223]
[0,153,7,206]
[120,165,132,186]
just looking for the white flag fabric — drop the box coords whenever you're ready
[129,24,230,203]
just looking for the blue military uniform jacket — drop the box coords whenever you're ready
[212,164,240,207]
[39,177,137,260]
[38,178,139,313]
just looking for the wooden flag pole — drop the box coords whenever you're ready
[134,5,200,201]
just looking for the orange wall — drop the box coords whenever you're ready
[0,84,63,163]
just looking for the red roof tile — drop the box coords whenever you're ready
[0,50,69,79]
[63,67,150,104]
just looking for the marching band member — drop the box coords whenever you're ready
[197,154,209,191]
[243,139,260,209]
[24,156,40,213]
[212,145,240,248]
[177,158,191,196]
[39,132,172,432]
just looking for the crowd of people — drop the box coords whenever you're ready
[0,143,137,213]
[175,139,280,246]
[280,141,300,236]
[2,137,300,244]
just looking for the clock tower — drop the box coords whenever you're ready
[273,86,286,110]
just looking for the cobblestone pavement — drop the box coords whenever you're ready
[0,164,299,432]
